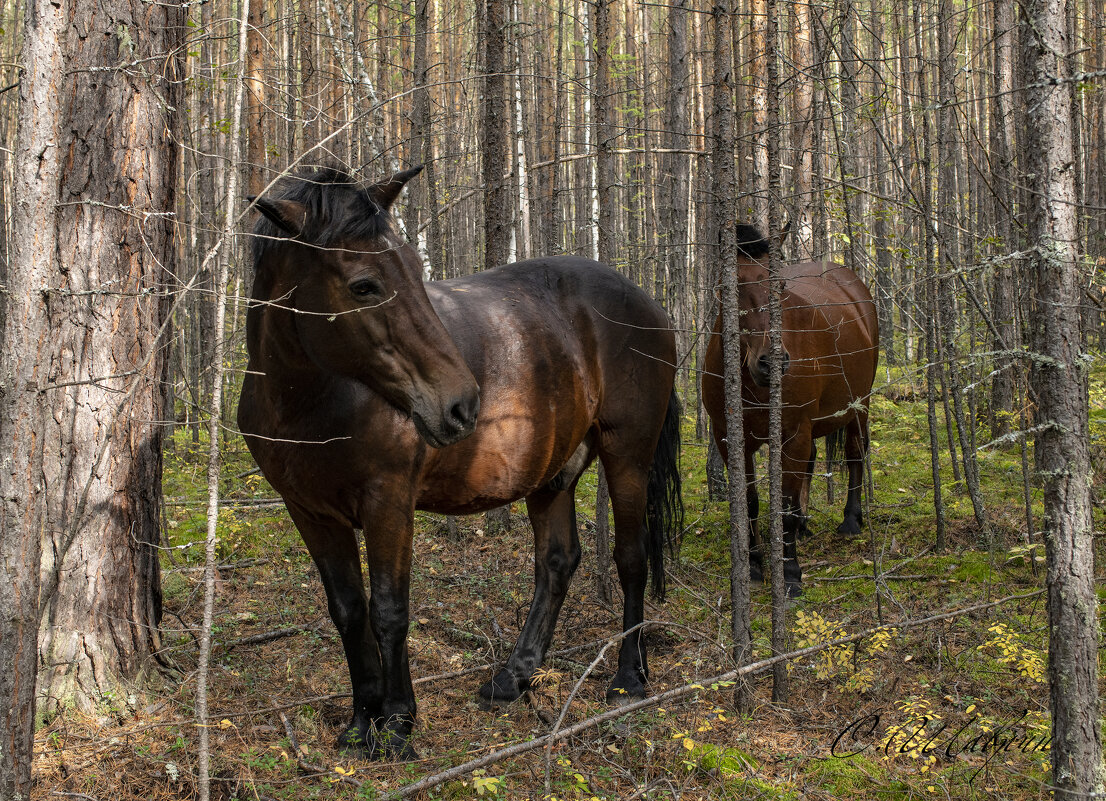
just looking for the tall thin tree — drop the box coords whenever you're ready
[1023,0,1105,793]
[712,0,753,713]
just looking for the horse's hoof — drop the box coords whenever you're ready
[478,670,527,709]
[836,518,862,536]
[337,719,418,761]
[337,725,368,753]
[606,671,647,704]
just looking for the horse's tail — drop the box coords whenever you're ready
[824,425,847,476]
[645,389,684,601]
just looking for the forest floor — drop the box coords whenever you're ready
[30,364,1106,800]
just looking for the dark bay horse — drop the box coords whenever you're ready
[702,225,878,598]
[237,167,682,758]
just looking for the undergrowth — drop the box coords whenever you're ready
[30,361,1105,800]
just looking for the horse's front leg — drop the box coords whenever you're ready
[479,486,580,706]
[362,503,418,758]
[744,443,765,584]
[286,504,386,754]
[780,424,813,598]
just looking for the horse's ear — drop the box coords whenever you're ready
[779,219,791,248]
[252,197,308,236]
[367,165,424,212]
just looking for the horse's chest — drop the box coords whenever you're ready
[240,379,415,515]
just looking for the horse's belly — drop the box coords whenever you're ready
[416,403,589,514]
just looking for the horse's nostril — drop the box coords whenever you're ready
[449,393,480,430]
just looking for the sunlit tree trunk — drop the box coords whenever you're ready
[0,0,65,793]
[1,2,181,795]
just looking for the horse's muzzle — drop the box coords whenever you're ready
[411,388,480,448]
[752,351,791,387]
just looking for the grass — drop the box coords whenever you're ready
[30,360,1104,800]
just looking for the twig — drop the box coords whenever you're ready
[223,620,328,649]
[276,703,363,789]
[390,589,1044,799]
[542,629,633,794]
[165,557,265,575]
[810,573,927,582]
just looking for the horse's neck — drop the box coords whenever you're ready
[246,276,322,388]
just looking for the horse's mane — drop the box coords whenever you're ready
[735,224,770,260]
[252,167,393,259]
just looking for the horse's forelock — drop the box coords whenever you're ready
[252,167,394,260]
[735,223,770,261]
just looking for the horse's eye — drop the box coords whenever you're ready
[349,278,383,300]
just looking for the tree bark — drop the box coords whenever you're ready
[1023,0,1105,793]
[245,0,267,196]
[0,0,65,792]
[764,0,788,704]
[482,0,512,535]
[34,0,181,716]
[482,0,510,271]
[2,0,180,792]
[989,0,1018,438]
[712,0,753,714]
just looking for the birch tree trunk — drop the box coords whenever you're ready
[989,0,1018,438]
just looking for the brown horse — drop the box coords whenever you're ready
[702,225,878,597]
[237,167,683,758]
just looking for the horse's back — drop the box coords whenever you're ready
[782,260,878,356]
[780,261,878,436]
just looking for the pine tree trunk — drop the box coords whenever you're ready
[34,0,182,717]
[482,0,512,535]
[712,0,753,714]
[592,0,614,601]
[1023,0,1105,792]
[0,0,65,792]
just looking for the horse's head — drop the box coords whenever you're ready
[736,224,790,388]
[251,166,480,448]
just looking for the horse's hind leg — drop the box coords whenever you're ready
[599,452,654,700]
[479,486,580,706]
[796,441,816,539]
[779,422,814,598]
[837,411,867,535]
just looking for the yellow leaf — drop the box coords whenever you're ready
[683,738,695,750]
